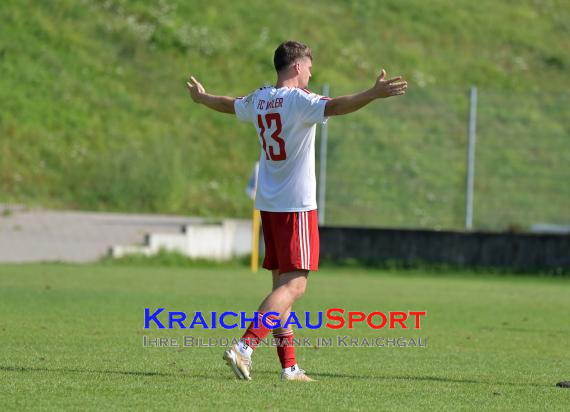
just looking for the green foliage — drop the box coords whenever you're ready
[101,249,250,268]
[0,0,568,228]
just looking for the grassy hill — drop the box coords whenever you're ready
[1,0,568,229]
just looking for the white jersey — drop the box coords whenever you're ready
[235,86,329,212]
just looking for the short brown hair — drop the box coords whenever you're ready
[273,41,312,73]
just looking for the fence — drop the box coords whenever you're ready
[317,85,569,232]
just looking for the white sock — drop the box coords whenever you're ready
[282,364,299,374]
[237,339,253,358]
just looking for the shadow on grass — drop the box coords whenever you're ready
[308,372,550,387]
[1,365,552,387]
[0,365,276,382]
[0,365,275,381]
[0,365,176,377]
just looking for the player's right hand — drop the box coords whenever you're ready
[186,76,206,103]
[373,69,407,98]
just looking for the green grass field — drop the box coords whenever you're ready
[1,263,568,410]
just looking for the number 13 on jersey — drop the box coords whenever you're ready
[257,113,286,161]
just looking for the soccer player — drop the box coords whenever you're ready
[186,40,407,381]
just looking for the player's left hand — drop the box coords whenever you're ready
[373,69,408,98]
[186,76,206,103]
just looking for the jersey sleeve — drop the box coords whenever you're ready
[293,89,330,125]
[234,93,255,122]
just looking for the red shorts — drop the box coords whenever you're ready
[261,210,319,274]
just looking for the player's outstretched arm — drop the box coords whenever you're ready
[186,75,236,114]
[324,69,407,117]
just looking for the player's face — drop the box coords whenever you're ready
[296,57,312,89]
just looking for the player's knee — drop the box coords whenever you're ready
[280,271,308,301]
[289,281,306,300]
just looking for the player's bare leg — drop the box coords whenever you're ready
[258,270,307,315]
[268,271,314,382]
